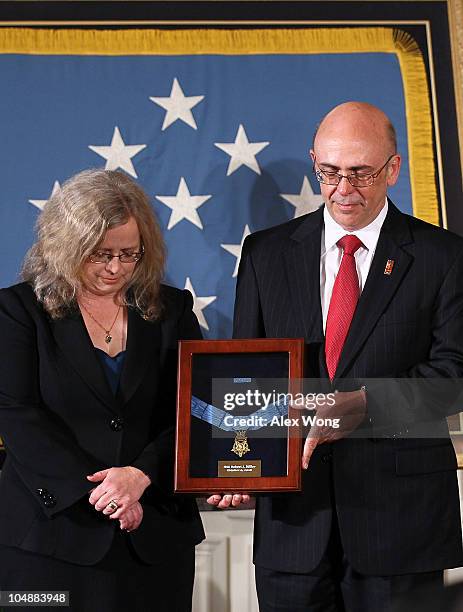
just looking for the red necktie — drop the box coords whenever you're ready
[325,235,363,380]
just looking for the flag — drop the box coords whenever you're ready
[0,26,437,338]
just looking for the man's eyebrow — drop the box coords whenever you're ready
[317,162,374,172]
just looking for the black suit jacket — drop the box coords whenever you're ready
[0,282,204,565]
[233,202,463,575]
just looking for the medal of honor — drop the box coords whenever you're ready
[231,430,250,457]
[191,394,289,460]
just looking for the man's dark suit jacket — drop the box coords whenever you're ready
[233,201,463,576]
[0,282,204,565]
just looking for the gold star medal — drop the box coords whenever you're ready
[231,430,250,457]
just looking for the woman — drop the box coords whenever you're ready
[0,169,204,611]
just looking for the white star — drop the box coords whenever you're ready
[88,126,146,178]
[280,176,324,218]
[221,224,251,278]
[215,124,270,176]
[149,77,204,131]
[29,180,61,210]
[184,277,216,331]
[155,177,211,230]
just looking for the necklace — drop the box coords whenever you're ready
[79,301,122,344]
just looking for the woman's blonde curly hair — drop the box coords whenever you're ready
[22,168,166,320]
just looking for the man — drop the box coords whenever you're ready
[208,102,463,611]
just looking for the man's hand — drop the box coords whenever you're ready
[206,493,252,509]
[302,389,366,469]
[87,466,151,518]
[117,501,144,532]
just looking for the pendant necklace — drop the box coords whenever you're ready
[79,301,122,344]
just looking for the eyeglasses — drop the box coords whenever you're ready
[88,247,144,264]
[313,154,395,188]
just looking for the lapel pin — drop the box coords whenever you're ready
[384,259,395,275]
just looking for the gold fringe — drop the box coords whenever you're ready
[0,26,438,224]
[0,26,399,55]
[393,29,438,224]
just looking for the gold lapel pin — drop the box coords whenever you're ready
[384,259,395,275]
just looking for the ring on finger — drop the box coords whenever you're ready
[106,499,119,513]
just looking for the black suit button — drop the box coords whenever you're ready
[110,417,124,432]
[321,454,332,463]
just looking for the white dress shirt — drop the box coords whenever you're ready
[320,200,388,332]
